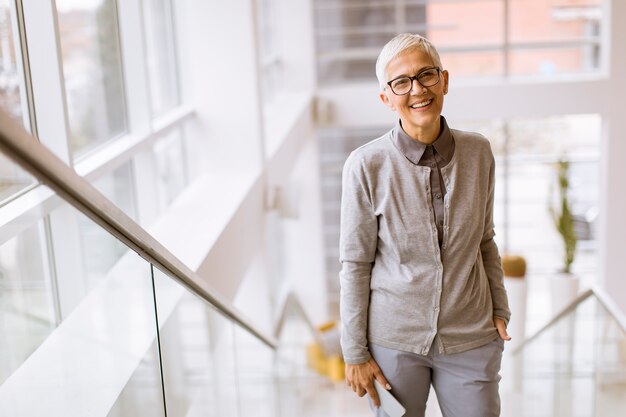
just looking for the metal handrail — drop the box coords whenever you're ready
[0,110,278,349]
[511,285,626,355]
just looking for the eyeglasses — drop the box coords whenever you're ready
[386,67,441,96]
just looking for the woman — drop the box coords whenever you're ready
[339,33,511,417]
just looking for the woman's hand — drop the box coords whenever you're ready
[494,317,512,341]
[345,357,391,407]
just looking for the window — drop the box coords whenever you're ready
[142,0,179,117]
[154,129,186,209]
[0,220,56,385]
[78,162,136,289]
[314,0,604,84]
[455,114,601,276]
[508,0,602,75]
[0,0,36,204]
[0,0,26,124]
[56,0,127,159]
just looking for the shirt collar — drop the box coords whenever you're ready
[391,116,455,165]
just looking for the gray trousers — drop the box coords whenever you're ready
[369,337,504,417]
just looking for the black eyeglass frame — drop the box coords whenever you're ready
[386,67,442,96]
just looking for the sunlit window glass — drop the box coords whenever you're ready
[0,1,36,204]
[154,128,185,210]
[427,0,505,77]
[257,0,282,102]
[78,162,136,290]
[455,115,600,277]
[0,0,24,124]
[142,0,178,117]
[314,0,603,83]
[56,0,127,159]
[0,220,56,385]
[508,0,602,76]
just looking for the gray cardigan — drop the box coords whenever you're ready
[339,126,511,364]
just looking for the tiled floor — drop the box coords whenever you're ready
[272,269,625,417]
[3,267,623,416]
[275,309,444,417]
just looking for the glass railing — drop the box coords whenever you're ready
[505,289,626,417]
[0,100,285,415]
[1,87,364,416]
[0,198,269,416]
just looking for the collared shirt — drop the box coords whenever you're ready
[392,117,455,246]
[339,121,510,364]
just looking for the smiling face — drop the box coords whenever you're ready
[379,47,449,143]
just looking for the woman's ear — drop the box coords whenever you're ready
[379,90,395,111]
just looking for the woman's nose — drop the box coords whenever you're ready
[410,78,426,94]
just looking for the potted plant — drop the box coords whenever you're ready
[548,159,579,314]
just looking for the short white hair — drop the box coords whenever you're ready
[375,33,443,90]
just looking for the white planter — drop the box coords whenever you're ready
[549,272,580,315]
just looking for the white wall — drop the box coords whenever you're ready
[174,0,265,174]
[599,0,626,314]
[172,0,328,327]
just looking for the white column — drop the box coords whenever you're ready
[21,0,71,163]
[173,0,265,174]
[117,0,161,226]
[599,0,626,314]
[276,0,317,94]
[598,0,626,312]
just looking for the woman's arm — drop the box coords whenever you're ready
[480,151,512,328]
[339,154,378,364]
[340,154,390,405]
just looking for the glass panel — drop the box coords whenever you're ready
[106,341,165,417]
[316,31,396,52]
[56,0,127,158]
[0,0,25,124]
[508,294,626,417]
[438,50,503,77]
[426,0,504,47]
[0,220,56,386]
[142,0,178,117]
[271,303,371,416]
[314,1,396,84]
[317,58,377,84]
[0,150,36,205]
[153,267,240,416]
[79,162,137,289]
[0,216,164,416]
[154,129,185,209]
[508,0,602,75]
[509,46,599,76]
[450,115,600,279]
[315,0,604,82]
[509,0,602,43]
[232,324,279,417]
[505,115,600,274]
[0,2,37,204]
[315,3,395,31]
[111,271,165,417]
